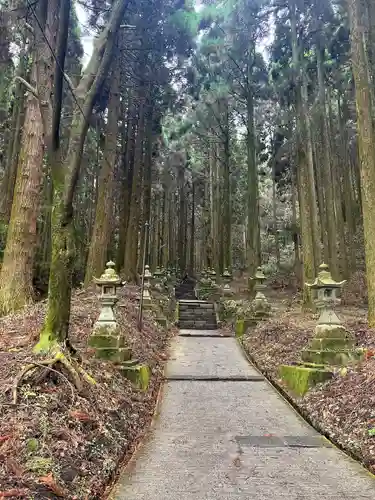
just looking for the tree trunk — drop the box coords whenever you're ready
[289,0,318,305]
[138,112,153,273]
[84,64,120,285]
[348,0,375,325]
[178,163,186,275]
[116,101,136,269]
[246,77,260,278]
[0,68,44,314]
[316,46,339,276]
[36,0,130,350]
[123,95,146,281]
[0,55,27,226]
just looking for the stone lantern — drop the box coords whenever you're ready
[222,268,233,296]
[209,268,217,284]
[89,261,131,362]
[153,266,164,292]
[251,266,271,319]
[301,262,362,366]
[142,264,153,309]
[306,263,345,327]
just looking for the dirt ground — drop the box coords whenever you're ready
[0,285,175,499]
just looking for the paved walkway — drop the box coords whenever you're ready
[110,329,375,499]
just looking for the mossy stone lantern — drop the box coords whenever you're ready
[209,268,217,284]
[301,263,362,366]
[306,263,345,327]
[251,266,270,319]
[153,266,163,292]
[94,261,122,327]
[89,261,131,363]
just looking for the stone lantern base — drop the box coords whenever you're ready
[301,324,363,365]
[89,325,132,363]
[280,323,364,396]
[251,292,271,320]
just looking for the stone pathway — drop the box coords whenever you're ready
[110,329,375,500]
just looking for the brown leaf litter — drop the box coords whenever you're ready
[0,285,176,499]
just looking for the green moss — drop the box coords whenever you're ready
[93,346,132,362]
[310,337,355,350]
[279,364,333,396]
[26,438,39,453]
[156,317,168,328]
[26,456,52,474]
[120,363,150,391]
[314,324,353,339]
[235,319,246,338]
[301,348,364,365]
[88,332,123,349]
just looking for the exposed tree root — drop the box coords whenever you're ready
[12,350,96,404]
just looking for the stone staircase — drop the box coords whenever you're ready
[178,300,217,330]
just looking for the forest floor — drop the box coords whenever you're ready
[234,271,375,476]
[0,286,175,499]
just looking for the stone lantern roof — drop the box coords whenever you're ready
[306,263,346,289]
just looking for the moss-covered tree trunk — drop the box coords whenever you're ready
[36,0,130,350]
[84,64,120,285]
[348,0,375,326]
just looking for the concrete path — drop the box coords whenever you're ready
[110,329,375,500]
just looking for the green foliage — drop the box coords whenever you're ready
[169,8,200,37]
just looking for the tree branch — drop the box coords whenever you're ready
[62,0,130,223]
[52,0,71,152]
[14,76,38,98]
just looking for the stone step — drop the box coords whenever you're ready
[178,322,217,330]
[178,311,216,319]
[178,300,215,310]
[178,325,217,331]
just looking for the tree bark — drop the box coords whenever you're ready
[0,78,44,314]
[84,63,120,285]
[348,0,375,326]
[36,0,129,351]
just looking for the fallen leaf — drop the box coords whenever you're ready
[0,435,12,444]
[69,410,91,422]
[39,473,65,497]
[0,489,28,498]
[6,458,24,477]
